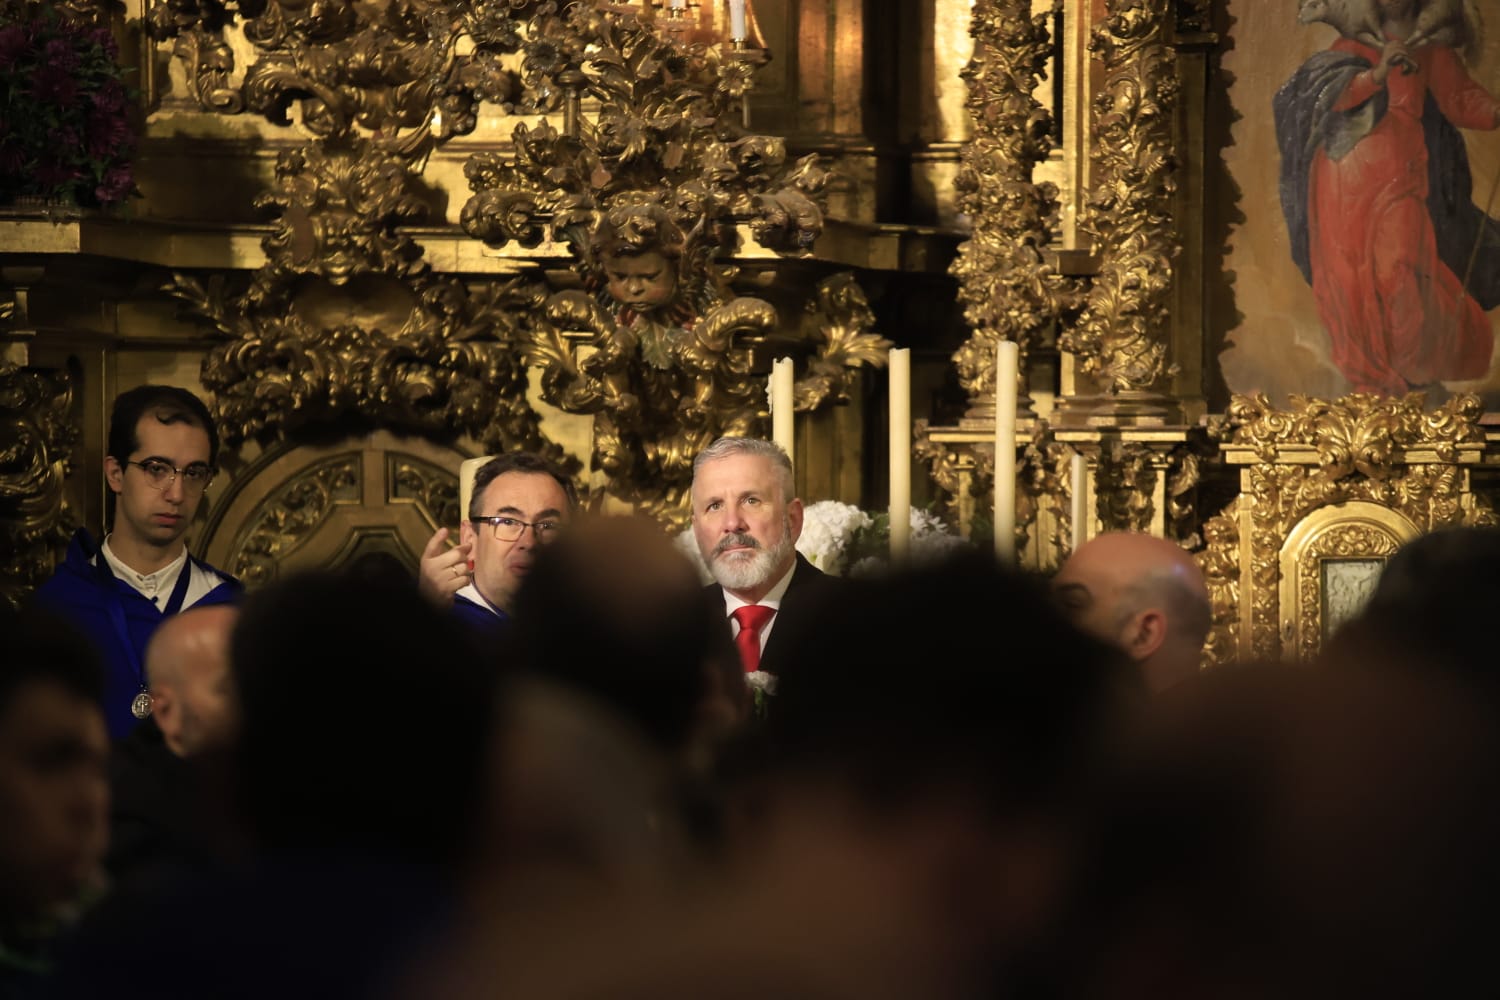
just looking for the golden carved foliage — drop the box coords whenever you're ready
[0,360,77,610]
[1227,392,1486,476]
[1198,393,1496,664]
[231,456,359,584]
[949,0,1074,403]
[172,135,562,463]
[793,273,892,412]
[1061,0,1180,392]
[149,0,523,149]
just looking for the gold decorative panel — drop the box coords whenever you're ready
[0,358,78,609]
[1277,502,1416,663]
[947,0,1075,413]
[1199,393,1495,664]
[200,430,466,586]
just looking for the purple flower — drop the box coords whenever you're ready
[34,157,80,187]
[0,142,27,178]
[0,23,28,64]
[87,26,118,59]
[42,36,79,73]
[86,109,127,158]
[94,163,132,204]
[90,78,126,114]
[29,63,77,104]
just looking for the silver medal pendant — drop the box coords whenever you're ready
[131,690,153,719]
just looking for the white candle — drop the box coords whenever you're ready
[994,340,1019,565]
[889,348,912,561]
[728,0,747,39]
[1069,450,1087,554]
[670,0,686,7]
[771,357,795,467]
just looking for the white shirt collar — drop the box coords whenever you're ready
[100,536,188,600]
[456,583,505,617]
[720,558,797,617]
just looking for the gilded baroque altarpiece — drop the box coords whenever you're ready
[4,0,1499,662]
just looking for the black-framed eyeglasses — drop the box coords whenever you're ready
[125,458,215,493]
[470,515,562,543]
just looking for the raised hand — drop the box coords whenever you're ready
[418,526,472,607]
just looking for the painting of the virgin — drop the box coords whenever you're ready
[1218,0,1500,403]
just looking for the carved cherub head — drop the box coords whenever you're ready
[591,202,687,315]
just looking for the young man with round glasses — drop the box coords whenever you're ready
[32,385,239,738]
[419,452,576,634]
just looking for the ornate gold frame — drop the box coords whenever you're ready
[1276,500,1418,662]
[1200,393,1494,664]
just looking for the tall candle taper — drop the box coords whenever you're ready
[728,0,747,39]
[771,357,795,467]
[993,340,1019,565]
[889,348,911,560]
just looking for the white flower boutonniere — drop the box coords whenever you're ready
[745,670,777,718]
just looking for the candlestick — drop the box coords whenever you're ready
[728,0,747,40]
[889,348,911,561]
[994,340,1018,565]
[771,357,795,467]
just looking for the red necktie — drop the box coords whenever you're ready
[731,604,777,674]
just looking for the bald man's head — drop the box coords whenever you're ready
[1053,533,1210,693]
[145,606,239,757]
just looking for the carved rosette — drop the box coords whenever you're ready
[949,0,1076,408]
[0,360,78,610]
[1061,0,1181,392]
[1199,393,1495,663]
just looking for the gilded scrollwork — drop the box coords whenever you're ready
[0,360,77,610]
[148,0,523,148]
[1021,428,1071,562]
[1199,392,1495,662]
[1061,0,1180,392]
[1227,392,1486,475]
[389,455,460,528]
[792,273,892,412]
[454,3,855,520]
[913,420,969,528]
[171,136,563,464]
[229,455,359,585]
[949,0,1077,407]
[1196,501,1240,668]
[1166,448,1201,544]
[1094,439,1157,533]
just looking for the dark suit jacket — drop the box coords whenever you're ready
[707,552,846,675]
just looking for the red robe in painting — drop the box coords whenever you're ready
[1303,39,1500,396]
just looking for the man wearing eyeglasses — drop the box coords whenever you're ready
[32,385,239,739]
[418,452,576,633]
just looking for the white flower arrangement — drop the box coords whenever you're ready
[675,500,970,583]
[795,500,874,576]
